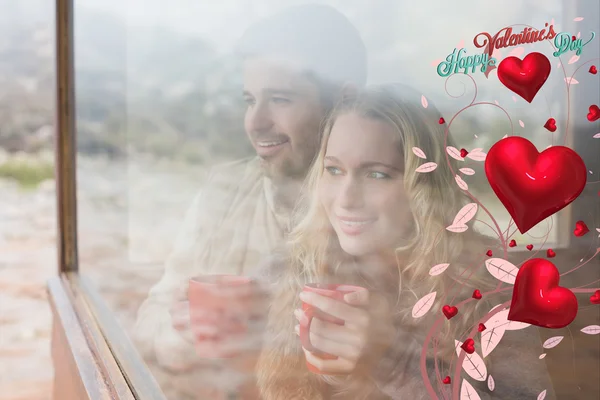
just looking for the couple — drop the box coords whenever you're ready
[134,4,555,400]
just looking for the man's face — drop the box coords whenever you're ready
[243,57,327,180]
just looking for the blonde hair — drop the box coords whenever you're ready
[257,83,497,399]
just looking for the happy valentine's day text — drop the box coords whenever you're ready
[474,23,557,57]
[437,48,496,76]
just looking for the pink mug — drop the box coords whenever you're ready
[188,274,263,358]
[299,283,366,374]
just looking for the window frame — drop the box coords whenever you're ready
[52,0,167,399]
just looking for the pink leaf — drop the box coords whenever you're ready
[460,167,476,175]
[455,340,488,381]
[573,17,584,21]
[550,18,555,25]
[456,39,465,49]
[466,150,487,161]
[431,59,443,67]
[539,353,547,359]
[508,47,525,57]
[495,100,500,106]
[429,263,450,276]
[461,379,482,400]
[446,224,469,233]
[485,258,519,284]
[452,203,478,226]
[512,96,517,102]
[519,120,525,128]
[421,95,429,109]
[581,325,600,335]
[543,336,564,349]
[502,134,508,139]
[412,292,437,318]
[455,175,468,190]
[446,146,464,161]
[415,162,438,173]
[557,62,562,68]
[577,32,581,38]
[538,389,547,400]
[481,309,508,357]
[568,55,580,64]
[592,133,600,138]
[565,77,579,84]
[492,48,501,59]
[412,147,427,159]
[487,375,495,391]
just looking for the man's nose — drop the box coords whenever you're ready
[337,177,365,209]
[246,102,273,133]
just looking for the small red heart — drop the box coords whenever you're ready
[508,258,578,328]
[439,117,445,124]
[478,323,487,332]
[547,248,556,258]
[509,239,517,247]
[486,250,493,257]
[461,338,475,354]
[543,118,557,132]
[442,305,458,319]
[442,376,451,384]
[590,290,600,305]
[572,35,576,41]
[588,105,600,122]
[590,65,598,74]
[460,148,469,158]
[526,244,534,251]
[573,220,589,237]
[472,289,482,300]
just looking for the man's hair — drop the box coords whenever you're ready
[235,4,367,88]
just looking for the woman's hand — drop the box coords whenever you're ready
[294,289,385,374]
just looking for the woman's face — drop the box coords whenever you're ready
[318,112,414,259]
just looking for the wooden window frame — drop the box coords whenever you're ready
[50,1,167,399]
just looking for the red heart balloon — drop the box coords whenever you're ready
[497,52,551,103]
[472,289,482,299]
[590,290,600,305]
[485,136,587,234]
[443,376,451,384]
[478,323,487,332]
[508,258,578,329]
[543,118,557,132]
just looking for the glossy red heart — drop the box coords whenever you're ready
[460,338,475,354]
[486,249,493,257]
[442,305,458,319]
[497,52,551,103]
[526,244,534,251]
[472,289,482,300]
[544,118,557,132]
[508,258,578,328]
[439,117,445,124]
[460,148,469,158]
[478,323,487,332]
[590,65,598,75]
[442,376,451,384]
[587,105,600,122]
[509,239,517,247]
[573,220,589,237]
[590,290,600,305]
[485,136,587,234]
[547,248,556,258]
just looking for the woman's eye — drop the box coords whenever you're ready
[325,166,342,176]
[271,97,291,104]
[368,171,390,179]
[244,97,255,106]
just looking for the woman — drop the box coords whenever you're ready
[253,83,555,399]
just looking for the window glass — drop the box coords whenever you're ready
[73,1,599,399]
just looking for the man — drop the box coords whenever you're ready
[134,4,367,399]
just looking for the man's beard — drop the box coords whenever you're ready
[260,153,313,182]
